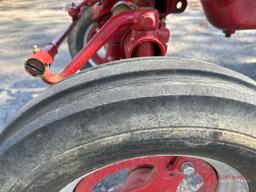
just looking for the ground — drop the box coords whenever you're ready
[0,0,256,132]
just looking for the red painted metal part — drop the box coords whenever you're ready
[88,0,256,31]
[23,0,191,84]
[61,8,168,75]
[45,10,139,84]
[91,0,188,19]
[68,0,100,21]
[24,21,78,79]
[25,0,256,85]
[201,0,256,33]
[75,155,218,192]
[86,24,109,64]
[168,0,188,13]
[92,0,116,20]
[123,20,169,58]
[25,8,169,84]
[24,0,99,79]
[92,0,155,20]
[153,0,189,14]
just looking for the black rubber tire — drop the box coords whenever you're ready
[68,6,94,68]
[1,57,256,192]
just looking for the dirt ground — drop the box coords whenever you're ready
[0,0,256,132]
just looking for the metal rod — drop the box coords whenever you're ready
[42,10,143,84]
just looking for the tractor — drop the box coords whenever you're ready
[0,0,256,191]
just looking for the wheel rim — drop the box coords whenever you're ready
[60,155,249,192]
[84,23,108,66]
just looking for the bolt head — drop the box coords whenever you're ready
[140,12,156,29]
[182,162,195,175]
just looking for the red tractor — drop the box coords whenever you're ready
[0,0,256,191]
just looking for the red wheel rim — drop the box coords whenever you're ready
[75,155,218,192]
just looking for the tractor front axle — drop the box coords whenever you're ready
[25,3,169,85]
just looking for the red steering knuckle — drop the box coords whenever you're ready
[123,9,169,58]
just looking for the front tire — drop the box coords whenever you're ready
[0,57,256,191]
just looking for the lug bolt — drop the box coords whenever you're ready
[178,162,205,191]
[181,162,195,175]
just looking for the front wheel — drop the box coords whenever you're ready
[0,57,256,192]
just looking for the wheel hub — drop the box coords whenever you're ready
[75,156,218,192]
